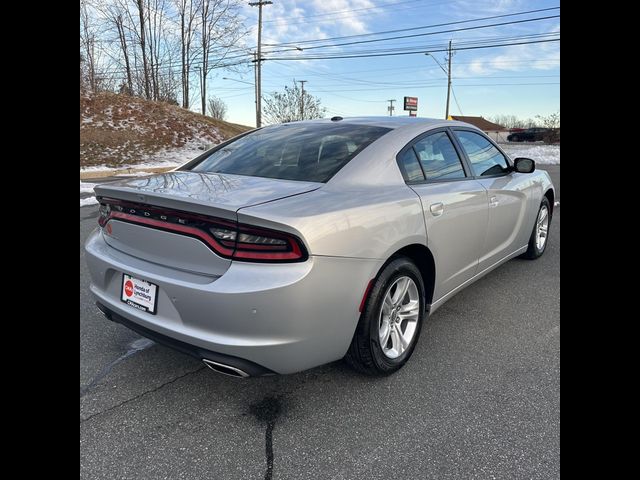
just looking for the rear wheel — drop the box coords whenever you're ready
[521,197,551,259]
[345,257,426,375]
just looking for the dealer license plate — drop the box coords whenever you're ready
[121,274,159,315]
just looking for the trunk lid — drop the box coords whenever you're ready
[94,171,322,219]
[95,171,321,276]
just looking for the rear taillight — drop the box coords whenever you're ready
[97,197,307,263]
[233,224,305,261]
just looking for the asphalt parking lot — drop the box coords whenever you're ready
[80,166,559,479]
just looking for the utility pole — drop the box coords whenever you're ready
[253,52,259,127]
[249,1,272,128]
[387,99,396,116]
[297,80,307,119]
[445,40,452,120]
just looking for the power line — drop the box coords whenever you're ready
[264,6,560,47]
[450,87,464,116]
[92,10,560,79]
[262,15,559,55]
[264,38,560,61]
[311,83,559,93]
[263,32,559,59]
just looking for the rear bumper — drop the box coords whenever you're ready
[85,228,380,374]
[96,302,275,376]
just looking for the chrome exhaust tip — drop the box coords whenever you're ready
[202,359,250,378]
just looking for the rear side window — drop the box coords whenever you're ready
[413,132,466,180]
[188,123,391,183]
[398,149,425,182]
[454,130,509,177]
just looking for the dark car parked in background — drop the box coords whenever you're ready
[507,127,549,142]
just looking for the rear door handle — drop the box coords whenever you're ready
[430,202,444,216]
[489,196,499,207]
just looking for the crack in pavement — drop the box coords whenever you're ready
[80,337,155,398]
[249,396,283,480]
[80,366,206,424]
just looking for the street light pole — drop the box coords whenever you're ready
[426,40,453,120]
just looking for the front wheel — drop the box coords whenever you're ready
[345,257,426,375]
[521,197,551,259]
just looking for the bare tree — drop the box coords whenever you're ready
[80,0,247,108]
[80,0,97,92]
[207,96,227,119]
[96,1,135,95]
[135,0,152,99]
[490,114,523,129]
[199,0,246,114]
[535,112,560,129]
[145,0,169,101]
[176,0,200,108]
[490,114,544,129]
[536,112,560,143]
[263,82,327,124]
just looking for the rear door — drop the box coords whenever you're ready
[450,128,533,271]
[397,128,489,301]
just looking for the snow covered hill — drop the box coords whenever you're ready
[80,91,251,170]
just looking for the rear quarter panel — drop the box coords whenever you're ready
[237,185,426,261]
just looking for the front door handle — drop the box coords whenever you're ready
[430,202,444,216]
[489,196,499,207]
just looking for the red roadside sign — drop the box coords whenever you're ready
[404,96,418,111]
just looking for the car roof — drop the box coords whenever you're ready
[277,116,475,132]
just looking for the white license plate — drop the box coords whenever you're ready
[121,274,159,315]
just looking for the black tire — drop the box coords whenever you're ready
[521,197,551,259]
[511,135,520,142]
[345,256,426,375]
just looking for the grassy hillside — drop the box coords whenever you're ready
[80,91,252,168]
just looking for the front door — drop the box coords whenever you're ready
[451,129,531,271]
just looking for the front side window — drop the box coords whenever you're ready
[188,123,391,183]
[454,130,510,177]
[412,131,466,180]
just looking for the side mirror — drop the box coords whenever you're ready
[513,157,535,173]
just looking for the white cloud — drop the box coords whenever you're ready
[250,0,375,47]
[453,18,560,77]
[310,0,374,34]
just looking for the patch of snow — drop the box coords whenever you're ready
[81,137,214,173]
[115,171,155,177]
[80,181,97,194]
[500,144,560,165]
[80,196,99,207]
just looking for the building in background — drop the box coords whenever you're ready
[448,115,509,143]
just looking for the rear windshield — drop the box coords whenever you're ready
[187,123,391,183]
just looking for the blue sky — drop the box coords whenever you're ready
[208,0,560,127]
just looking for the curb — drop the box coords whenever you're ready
[80,166,175,180]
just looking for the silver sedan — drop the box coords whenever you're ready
[85,117,555,377]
